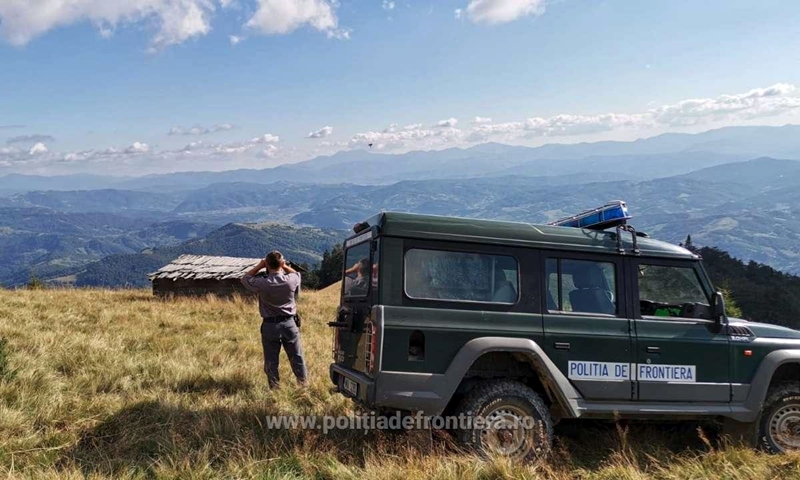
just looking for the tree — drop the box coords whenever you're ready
[299,262,320,290]
[26,276,45,290]
[720,287,743,318]
[681,234,696,252]
[316,244,344,289]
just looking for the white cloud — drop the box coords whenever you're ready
[229,34,242,45]
[353,83,800,149]
[125,142,151,153]
[169,123,236,135]
[382,1,395,10]
[175,132,280,155]
[0,0,226,49]
[29,143,48,155]
[454,8,463,19]
[464,0,547,25]
[214,144,252,154]
[246,0,349,39]
[435,117,458,128]
[2,132,290,174]
[252,133,281,143]
[181,140,211,151]
[651,83,800,126]
[257,144,280,158]
[307,125,333,138]
[348,126,464,151]
[467,113,649,142]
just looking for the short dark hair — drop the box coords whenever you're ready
[266,250,284,269]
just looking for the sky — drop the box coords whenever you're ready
[1,0,800,176]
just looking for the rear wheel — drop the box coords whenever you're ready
[759,382,800,453]
[453,379,553,462]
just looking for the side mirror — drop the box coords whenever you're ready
[713,291,726,323]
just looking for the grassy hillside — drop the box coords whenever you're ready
[2,288,800,479]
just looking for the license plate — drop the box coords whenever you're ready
[342,377,358,397]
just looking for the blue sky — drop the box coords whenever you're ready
[1,0,799,176]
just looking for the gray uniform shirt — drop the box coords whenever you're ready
[241,271,301,318]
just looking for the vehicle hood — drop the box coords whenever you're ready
[729,318,800,339]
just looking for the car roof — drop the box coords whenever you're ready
[364,211,696,260]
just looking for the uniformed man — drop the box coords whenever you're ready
[241,250,307,388]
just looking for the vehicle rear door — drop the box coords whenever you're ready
[542,252,634,400]
[630,259,730,402]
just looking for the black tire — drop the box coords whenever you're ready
[759,381,800,453]
[453,379,553,462]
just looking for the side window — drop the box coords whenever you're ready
[546,258,617,315]
[404,249,519,304]
[637,264,711,319]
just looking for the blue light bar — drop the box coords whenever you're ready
[549,200,631,230]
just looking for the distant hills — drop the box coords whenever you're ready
[2,125,800,285]
[0,208,217,286]
[70,223,347,287]
[6,124,800,192]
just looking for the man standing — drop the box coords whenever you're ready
[241,250,307,388]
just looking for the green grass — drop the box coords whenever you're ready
[1,287,799,479]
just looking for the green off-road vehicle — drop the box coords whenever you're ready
[329,203,800,460]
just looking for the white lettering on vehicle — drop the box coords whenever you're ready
[567,361,697,383]
[637,363,695,382]
[345,231,372,248]
[568,361,631,381]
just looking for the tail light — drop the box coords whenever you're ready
[364,321,377,375]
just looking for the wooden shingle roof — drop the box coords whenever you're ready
[149,255,261,281]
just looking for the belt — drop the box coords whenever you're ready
[262,315,294,323]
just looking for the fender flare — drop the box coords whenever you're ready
[436,336,582,417]
[743,349,800,418]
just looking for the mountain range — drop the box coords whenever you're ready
[9,124,800,192]
[2,125,800,286]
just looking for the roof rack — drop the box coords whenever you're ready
[549,200,631,230]
[548,200,640,255]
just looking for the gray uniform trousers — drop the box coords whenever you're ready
[260,317,308,388]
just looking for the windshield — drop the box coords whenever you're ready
[343,241,372,297]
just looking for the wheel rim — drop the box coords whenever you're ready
[480,404,541,460]
[769,403,800,451]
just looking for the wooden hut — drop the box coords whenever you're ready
[149,254,305,298]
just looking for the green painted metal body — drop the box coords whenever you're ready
[330,212,800,421]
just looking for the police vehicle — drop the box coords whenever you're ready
[329,202,800,460]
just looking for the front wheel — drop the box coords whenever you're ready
[759,381,800,453]
[453,379,553,462]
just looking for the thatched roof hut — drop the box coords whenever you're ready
[149,254,305,297]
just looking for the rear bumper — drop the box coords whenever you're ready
[330,364,449,415]
[330,364,375,406]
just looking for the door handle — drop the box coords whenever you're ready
[646,346,661,353]
[555,342,571,351]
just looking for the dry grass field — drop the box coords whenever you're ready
[1,286,800,479]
